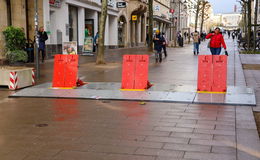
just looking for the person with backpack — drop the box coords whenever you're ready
[206,27,228,55]
[192,31,200,55]
[162,32,167,57]
[153,30,165,63]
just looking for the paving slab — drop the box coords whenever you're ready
[10,82,256,106]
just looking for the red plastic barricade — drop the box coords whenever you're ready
[52,55,67,88]
[52,54,78,88]
[121,55,149,90]
[197,55,213,92]
[64,55,78,87]
[212,55,227,92]
[121,55,136,89]
[134,55,149,89]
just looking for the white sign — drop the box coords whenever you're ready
[108,0,115,7]
[154,5,160,11]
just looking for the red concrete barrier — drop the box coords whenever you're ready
[197,55,227,92]
[134,55,149,89]
[52,54,78,88]
[121,55,149,90]
[212,55,227,92]
[197,55,213,92]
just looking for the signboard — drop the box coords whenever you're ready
[117,2,126,8]
[154,5,160,11]
[63,41,77,55]
[83,37,94,53]
[49,0,61,8]
[170,9,175,13]
[132,15,137,21]
[108,0,115,7]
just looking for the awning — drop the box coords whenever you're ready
[153,15,172,24]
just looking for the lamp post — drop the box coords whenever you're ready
[34,0,40,79]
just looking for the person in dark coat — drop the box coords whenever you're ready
[153,30,165,63]
[38,27,48,63]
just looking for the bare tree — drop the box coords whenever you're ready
[148,0,154,51]
[96,0,108,64]
[199,1,210,33]
[195,0,200,31]
[239,0,252,49]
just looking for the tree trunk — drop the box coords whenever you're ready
[247,0,252,50]
[96,0,108,64]
[195,0,200,31]
[254,0,258,51]
[148,0,153,51]
[244,2,247,35]
[200,2,206,34]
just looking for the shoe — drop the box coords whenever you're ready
[155,58,158,63]
[197,52,199,55]
[194,51,196,55]
[159,58,162,63]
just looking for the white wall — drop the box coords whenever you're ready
[108,15,118,46]
[78,7,85,46]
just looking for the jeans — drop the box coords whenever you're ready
[193,42,200,53]
[210,47,222,55]
[38,49,45,62]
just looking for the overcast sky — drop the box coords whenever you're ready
[208,0,240,14]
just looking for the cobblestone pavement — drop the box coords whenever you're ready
[0,37,259,160]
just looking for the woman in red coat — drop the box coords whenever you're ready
[206,27,227,55]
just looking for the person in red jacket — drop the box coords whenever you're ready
[206,27,227,55]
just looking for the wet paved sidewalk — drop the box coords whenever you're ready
[0,38,260,160]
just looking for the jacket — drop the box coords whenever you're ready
[38,31,48,50]
[206,33,226,49]
[153,34,165,51]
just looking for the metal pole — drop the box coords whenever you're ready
[34,0,40,79]
[253,0,258,51]
[178,0,181,32]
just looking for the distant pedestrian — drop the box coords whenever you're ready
[228,30,231,39]
[192,31,200,55]
[153,30,165,63]
[93,32,99,52]
[177,31,184,47]
[232,32,235,41]
[162,32,167,57]
[206,27,227,55]
[38,26,48,63]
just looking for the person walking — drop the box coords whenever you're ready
[153,30,165,63]
[232,31,236,41]
[206,27,227,55]
[38,26,48,63]
[227,30,231,39]
[93,32,99,52]
[162,32,167,57]
[192,31,200,55]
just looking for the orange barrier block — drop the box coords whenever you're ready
[134,55,149,89]
[64,55,78,88]
[212,55,227,92]
[52,54,78,88]
[52,55,66,88]
[197,55,213,92]
[121,55,136,89]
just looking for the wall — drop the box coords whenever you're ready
[0,0,8,58]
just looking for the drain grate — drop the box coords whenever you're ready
[35,124,48,127]
[242,64,260,70]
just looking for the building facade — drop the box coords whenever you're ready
[117,0,148,47]
[0,0,44,59]
[44,0,119,56]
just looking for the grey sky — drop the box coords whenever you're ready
[207,0,240,14]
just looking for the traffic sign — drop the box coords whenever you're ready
[132,15,137,21]
[117,2,126,8]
